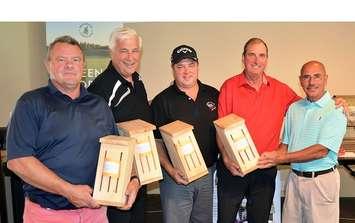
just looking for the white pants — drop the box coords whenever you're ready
[282,169,340,223]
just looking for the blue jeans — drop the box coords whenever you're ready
[160,165,215,223]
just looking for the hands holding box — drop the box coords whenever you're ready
[214,114,259,176]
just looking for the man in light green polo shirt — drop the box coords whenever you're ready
[258,60,347,223]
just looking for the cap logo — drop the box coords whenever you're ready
[177,47,193,54]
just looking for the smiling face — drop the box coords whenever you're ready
[110,35,141,80]
[299,61,328,102]
[46,42,84,93]
[242,41,268,78]
[172,58,199,90]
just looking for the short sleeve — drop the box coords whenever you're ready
[318,110,347,153]
[281,108,291,145]
[150,95,169,139]
[218,81,231,118]
[6,97,39,160]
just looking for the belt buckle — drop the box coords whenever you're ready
[296,170,313,178]
[303,171,314,178]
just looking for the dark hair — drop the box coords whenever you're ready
[242,37,268,57]
[46,35,83,61]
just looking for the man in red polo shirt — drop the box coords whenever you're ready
[216,37,300,223]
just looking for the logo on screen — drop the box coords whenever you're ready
[79,23,93,38]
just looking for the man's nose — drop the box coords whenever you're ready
[126,52,132,59]
[65,60,74,68]
[183,66,190,74]
[308,76,318,84]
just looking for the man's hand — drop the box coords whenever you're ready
[168,167,189,185]
[258,151,280,169]
[63,184,100,209]
[118,177,140,210]
[222,154,244,177]
[334,96,349,117]
[156,139,189,185]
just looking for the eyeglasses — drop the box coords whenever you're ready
[300,73,322,81]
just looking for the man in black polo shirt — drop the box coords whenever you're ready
[151,45,219,223]
[6,36,118,222]
[88,27,151,223]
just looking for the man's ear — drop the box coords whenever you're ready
[44,59,53,78]
[109,49,113,58]
[44,59,50,73]
[325,74,328,85]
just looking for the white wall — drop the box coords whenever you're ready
[127,22,355,100]
[0,22,47,127]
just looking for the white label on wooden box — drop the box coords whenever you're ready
[181,143,194,155]
[234,138,248,150]
[103,160,120,176]
[136,142,151,154]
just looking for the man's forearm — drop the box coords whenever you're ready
[282,144,328,163]
[7,156,72,197]
[155,139,174,173]
[216,135,229,159]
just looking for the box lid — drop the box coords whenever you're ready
[159,120,193,137]
[214,113,245,129]
[117,119,156,134]
[99,135,135,145]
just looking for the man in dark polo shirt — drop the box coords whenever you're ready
[88,27,151,223]
[151,45,219,223]
[6,36,118,222]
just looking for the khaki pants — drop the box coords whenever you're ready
[282,169,340,223]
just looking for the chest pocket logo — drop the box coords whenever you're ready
[206,101,216,112]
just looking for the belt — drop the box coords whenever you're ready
[292,166,336,178]
[28,196,78,210]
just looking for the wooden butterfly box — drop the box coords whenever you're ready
[159,120,208,183]
[214,114,259,175]
[117,119,163,185]
[93,135,135,207]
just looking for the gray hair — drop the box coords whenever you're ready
[108,27,142,50]
[46,35,83,61]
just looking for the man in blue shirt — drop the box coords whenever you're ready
[6,35,136,223]
[258,60,347,223]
